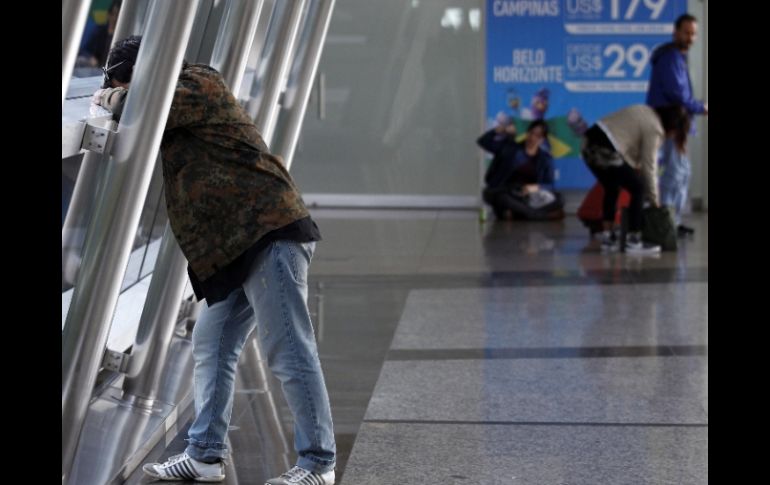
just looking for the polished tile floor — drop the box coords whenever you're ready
[127,208,707,484]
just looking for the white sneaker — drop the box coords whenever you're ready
[142,452,225,482]
[600,230,618,252]
[624,234,661,254]
[266,465,335,485]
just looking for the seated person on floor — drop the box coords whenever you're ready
[478,118,564,221]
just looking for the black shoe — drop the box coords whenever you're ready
[495,209,513,220]
[677,225,695,237]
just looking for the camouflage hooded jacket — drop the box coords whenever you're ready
[98,64,309,280]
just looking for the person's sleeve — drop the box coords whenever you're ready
[477,129,504,154]
[539,151,555,190]
[639,131,661,205]
[657,51,706,114]
[96,87,128,120]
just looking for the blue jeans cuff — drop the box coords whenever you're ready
[185,438,228,462]
[297,456,335,475]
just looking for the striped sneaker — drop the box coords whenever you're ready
[266,466,335,485]
[142,452,225,482]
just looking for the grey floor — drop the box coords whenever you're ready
[128,206,708,485]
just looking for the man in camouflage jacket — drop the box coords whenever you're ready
[94,36,336,485]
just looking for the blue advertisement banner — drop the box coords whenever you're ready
[485,0,686,188]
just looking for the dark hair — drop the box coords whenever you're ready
[674,14,697,30]
[107,0,122,16]
[527,119,549,138]
[102,35,142,88]
[655,105,691,153]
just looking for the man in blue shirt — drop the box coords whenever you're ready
[646,13,707,236]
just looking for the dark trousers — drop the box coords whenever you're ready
[585,162,643,232]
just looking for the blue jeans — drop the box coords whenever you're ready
[185,240,336,473]
[658,138,691,225]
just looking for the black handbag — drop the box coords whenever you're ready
[641,206,678,251]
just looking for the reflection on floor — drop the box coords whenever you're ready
[125,209,707,484]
